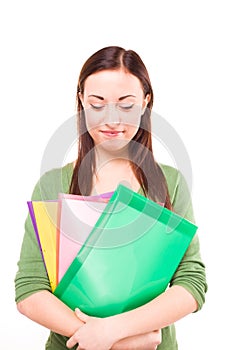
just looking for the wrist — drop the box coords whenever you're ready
[102,316,123,345]
[105,314,128,343]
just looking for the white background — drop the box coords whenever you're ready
[0,0,232,348]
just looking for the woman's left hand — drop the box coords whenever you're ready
[66,309,115,350]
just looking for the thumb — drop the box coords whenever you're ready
[75,308,89,323]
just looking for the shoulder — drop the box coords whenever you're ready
[159,163,180,180]
[159,164,194,221]
[31,162,73,200]
[159,164,181,200]
[159,163,190,190]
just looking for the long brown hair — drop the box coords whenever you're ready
[69,46,172,209]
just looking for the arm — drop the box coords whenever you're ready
[66,285,196,349]
[108,285,197,341]
[17,291,161,349]
[111,331,161,350]
[17,291,83,337]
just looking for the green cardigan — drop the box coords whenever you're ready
[15,163,207,350]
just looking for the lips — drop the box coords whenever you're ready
[100,130,124,137]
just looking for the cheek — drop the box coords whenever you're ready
[124,116,141,140]
[126,125,140,139]
[84,110,100,132]
[125,113,141,131]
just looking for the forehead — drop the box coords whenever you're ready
[83,69,144,99]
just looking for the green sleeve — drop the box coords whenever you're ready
[14,165,72,303]
[14,177,52,303]
[161,164,208,311]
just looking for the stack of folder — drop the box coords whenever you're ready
[28,184,197,316]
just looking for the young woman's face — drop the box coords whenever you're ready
[79,69,150,153]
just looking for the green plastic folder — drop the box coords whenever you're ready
[54,184,197,317]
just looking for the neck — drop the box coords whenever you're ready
[94,144,130,169]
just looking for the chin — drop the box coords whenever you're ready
[98,139,130,154]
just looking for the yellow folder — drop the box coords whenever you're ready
[32,201,58,291]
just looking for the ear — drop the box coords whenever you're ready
[142,93,151,114]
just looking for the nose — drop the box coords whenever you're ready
[104,104,121,126]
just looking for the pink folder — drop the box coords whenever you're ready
[57,192,112,283]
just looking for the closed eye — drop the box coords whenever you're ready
[118,103,134,110]
[90,104,105,110]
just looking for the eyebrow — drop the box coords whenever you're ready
[88,94,104,100]
[88,94,136,101]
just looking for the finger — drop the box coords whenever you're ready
[75,308,89,323]
[153,329,162,340]
[66,333,79,349]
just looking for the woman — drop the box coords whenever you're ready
[15,46,207,349]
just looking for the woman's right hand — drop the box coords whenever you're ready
[111,329,162,350]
